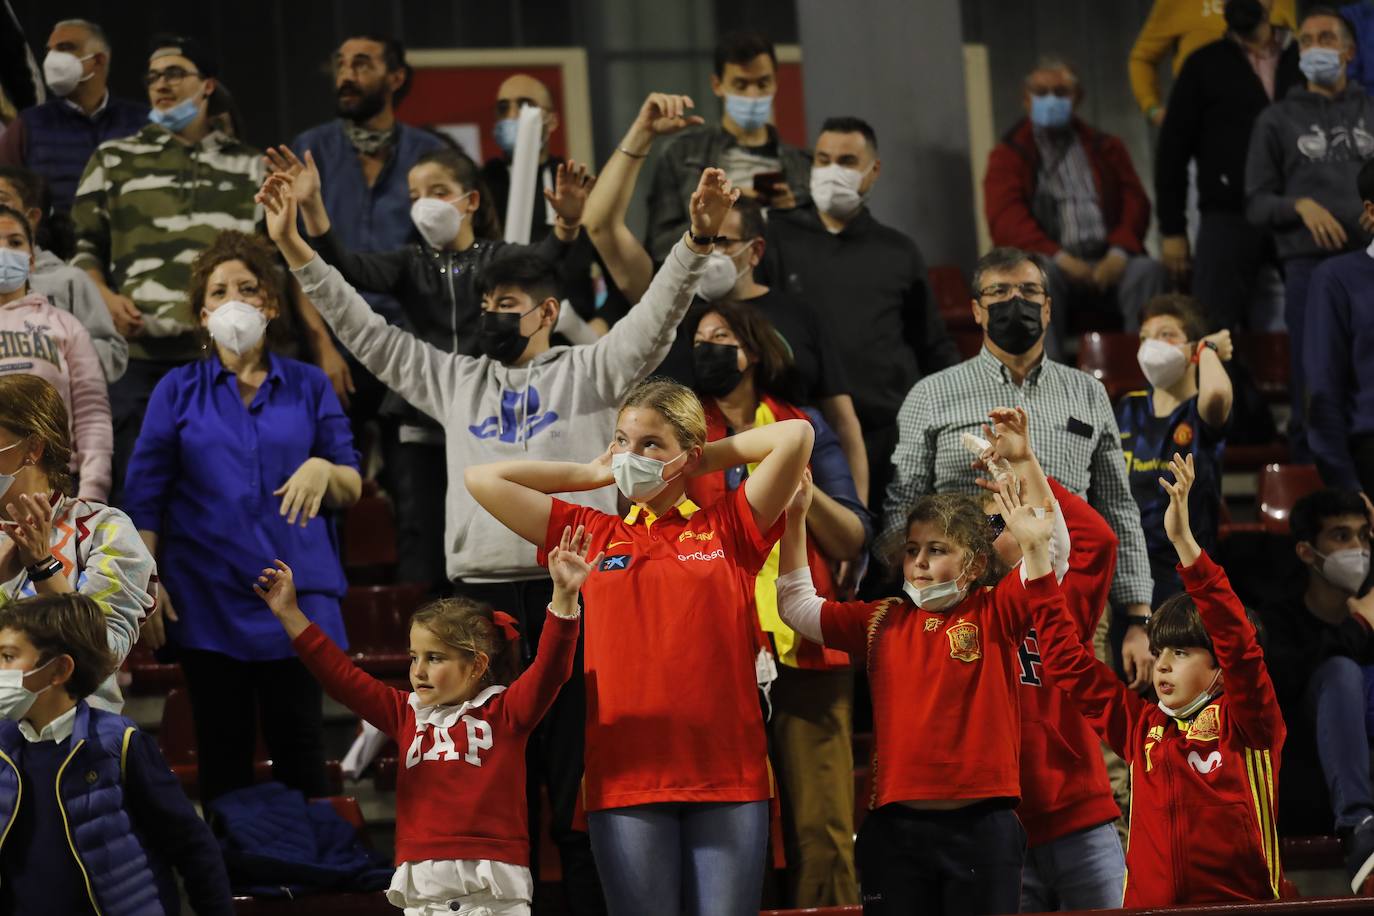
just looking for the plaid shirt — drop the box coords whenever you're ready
[878,346,1152,607]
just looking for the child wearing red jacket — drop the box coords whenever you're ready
[776,408,1064,915]
[1018,452,1286,906]
[253,526,598,916]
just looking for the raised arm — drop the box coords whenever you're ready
[464,453,614,547]
[1195,330,1234,430]
[696,418,814,532]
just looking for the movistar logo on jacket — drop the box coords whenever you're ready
[468,386,559,443]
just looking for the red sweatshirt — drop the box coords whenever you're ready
[292,611,579,865]
[1016,480,1123,847]
[1028,553,1285,906]
[819,575,1032,806]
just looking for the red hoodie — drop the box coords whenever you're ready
[1028,553,1285,906]
[1016,480,1123,847]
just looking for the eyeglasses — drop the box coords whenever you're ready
[144,66,200,87]
[711,236,754,254]
[1028,86,1074,98]
[978,282,1046,300]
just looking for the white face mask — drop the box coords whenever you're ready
[206,300,268,356]
[410,195,469,249]
[1314,547,1371,594]
[1157,666,1222,720]
[901,577,968,612]
[1137,338,1189,390]
[0,659,56,722]
[0,439,24,505]
[810,163,871,220]
[43,50,94,98]
[697,248,750,302]
[611,450,687,503]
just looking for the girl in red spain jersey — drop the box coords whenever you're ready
[464,377,813,916]
[1024,453,1287,907]
[251,527,598,916]
[776,407,1063,915]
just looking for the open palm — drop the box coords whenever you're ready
[548,524,604,592]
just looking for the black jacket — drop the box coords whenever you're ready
[1256,586,1374,711]
[1156,33,1302,235]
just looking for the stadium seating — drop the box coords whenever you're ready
[1257,464,1324,536]
[929,264,978,333]
[1077,331,1147,402]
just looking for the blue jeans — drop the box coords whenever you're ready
[587,801,769,916]
[1020,821,1125,912]
[1306,655,1374,831]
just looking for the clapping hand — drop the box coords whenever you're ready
[255,173,300,247]
[263,146,322,205]
[689,168,740,242]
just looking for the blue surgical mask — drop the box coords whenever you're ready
[494,117,520,156]
[1300,47,1346,87]
[0,248,29,294]
[148,95,202,133]
[1030,93,1074,129]
[724,94,773,132]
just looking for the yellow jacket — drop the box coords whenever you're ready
[1129,0,1297,114]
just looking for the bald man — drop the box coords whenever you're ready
[481,72,628,334]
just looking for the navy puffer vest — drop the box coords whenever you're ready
[19,97,148,211]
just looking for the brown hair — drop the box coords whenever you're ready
[186,230,290,355]
[690,300,796,402]
[410,597,520,688]
[1140,293,1207,342]
[618,377,707,450]
[412,148,501,241]
[899,493,994,574]
[0,375,73,495]
[0,594,115,699]
[0,203,33,250]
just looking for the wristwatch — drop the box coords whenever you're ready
[1126,614,1152,628]
[26,555,63,582]
[1191,339,1220,364]
[687,229,718,247]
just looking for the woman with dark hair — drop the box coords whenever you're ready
[684,299,869,907]
[122,229,361,802]
[261,144,592,592]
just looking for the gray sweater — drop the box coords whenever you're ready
[293,237,708,582]
[32,248,127,382]
[1245,84,1374,260]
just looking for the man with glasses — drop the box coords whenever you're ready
[984,56,1166,354]
[0,19,146,212]
[69,34,267,503]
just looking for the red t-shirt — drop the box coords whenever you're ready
[819,576,1033,806]
[539,485,781,811]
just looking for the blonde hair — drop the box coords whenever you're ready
[0,375,73,495]
[618,377,706,450]
[897,493,994,574]
[410,597,520,687]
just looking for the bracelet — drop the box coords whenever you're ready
[1190,339,1219,365]
[618,146,648,159]
[554,216,580,232]
[26,555,63,583]
[547,601,580,620]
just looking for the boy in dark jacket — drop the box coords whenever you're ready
[0,593,231,916]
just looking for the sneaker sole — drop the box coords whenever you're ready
[1351,848,1374,895]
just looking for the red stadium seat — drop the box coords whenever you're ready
[952,329,984,359]
[1257,464,1324,536]
[1225,440,1291,473]
[343,493,399,583]
[1076,331,1147,402]
[1234,331,1290,402]
[929,264,978,332]
[342,583,429,677]
[125,641,184,694]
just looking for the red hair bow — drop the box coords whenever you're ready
[490,610,520,644]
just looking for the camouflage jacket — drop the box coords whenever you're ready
[71,124,264,361]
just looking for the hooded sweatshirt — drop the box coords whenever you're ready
[29,247,128,382]
[0,293,112,500]
[1245,83,1374,260]
[293,237,708,582]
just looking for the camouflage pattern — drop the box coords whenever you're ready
[70,124,265,361]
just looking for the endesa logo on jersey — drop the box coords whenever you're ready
[677,548,726,562]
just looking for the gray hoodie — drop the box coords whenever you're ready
[30,247,128,382]
[293,238,708,582]
[1245,83,1374,260]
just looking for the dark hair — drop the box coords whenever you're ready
[732,196,766,241]
[713,30,777,77]
[1291,488,1369,544]
[344,34,414,106]
[476,249,561,305]
[1300,6,1355,45]
[971,246,1048,295]
[1147,593,1214,657]
[899,494,994,573]
[0,375,73,495]
[411,148,501,241]
[207,81,246,139]
[0,203,33,249]
[1140,293,1207,342]
[688,299,796,401]
[410,597,520,688]
[148,32,218,79]
[1358,158,1374,206]
[0,594,115,699]
[0,167,74,259]
[186,230,295,356]
[819,115,879,151]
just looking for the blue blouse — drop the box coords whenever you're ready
[122,354,358,660]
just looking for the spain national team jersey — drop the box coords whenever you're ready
[539,485,782,811]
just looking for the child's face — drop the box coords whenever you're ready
[408,623,485,707]
[0,627,42,673]
[1152,644,1219,709]
[902,520,975,589]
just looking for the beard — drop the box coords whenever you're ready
[336,81,388,122]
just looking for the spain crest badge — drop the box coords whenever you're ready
[946,621,982,662]
[1186,704,1222,742]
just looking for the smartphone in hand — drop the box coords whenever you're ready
[752,170,785,204]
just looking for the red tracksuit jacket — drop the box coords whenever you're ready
[1028,553,1285,906]
[1016,480,1122,847]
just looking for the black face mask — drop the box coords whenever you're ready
[1223,0,1265,37]
[692,341,745,397]
[984,296,1044,355]
[478,306,537,363]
